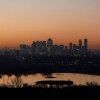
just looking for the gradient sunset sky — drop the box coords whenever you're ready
[0,0,100,49]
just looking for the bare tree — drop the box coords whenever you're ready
[86,81,98,86]
[10,75,23,88]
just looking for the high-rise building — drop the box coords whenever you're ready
[84,39,88,50]
[19,44,31,56]
[73,44,76,50]
[47,38,53,47]
[42,41,46,47]
[65,46,68,50]
[79,39,82,50]
[69,43,73,50]
[32,41,36,48]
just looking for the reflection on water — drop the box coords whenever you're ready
[0,73,100,86]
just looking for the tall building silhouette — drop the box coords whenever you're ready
[42,41,47,47]
[17,38,90,57]
[73,44,76,50]
[79,39,82,50]
[69,43,73,51]
[47,38,53,47]
[84,39,88,50]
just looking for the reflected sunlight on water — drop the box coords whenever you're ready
[0,73,100,86]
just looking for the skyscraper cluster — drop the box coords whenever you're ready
[19,38,88,56]
[69,39,88,51]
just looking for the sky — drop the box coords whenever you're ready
[0,0,100,49]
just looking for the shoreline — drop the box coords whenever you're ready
[0,71,100,76]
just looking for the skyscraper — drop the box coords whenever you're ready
[47,38,53,56]
[42,41,47,47]
[84,39,88,50]
[73,44,76,50]
[47,38,53,47]
[79,39,82,50]
[69,43,73,51]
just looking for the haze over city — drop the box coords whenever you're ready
[0,0,100,49]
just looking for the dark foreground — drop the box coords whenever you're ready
[0,87,100,100]
[0,55,100,75]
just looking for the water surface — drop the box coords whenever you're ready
[0,73,100,86]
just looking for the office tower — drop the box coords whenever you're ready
[47,38,53,47]
[79,39,82,50]
[32,41,36,48]
[73,44,76,50]
[42,41,46,47]
[65,46,68,50]
[65,46,68,55]
[36,41,41,47]
[84,39,88,50]
[59,45,64,49]
[69,43,73,50]
[19,44,29,56]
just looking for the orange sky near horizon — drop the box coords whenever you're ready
[0,0,100,49]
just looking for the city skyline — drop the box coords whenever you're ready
[0,0,100,49]
[0,38,88,50]
[0,38,89,57]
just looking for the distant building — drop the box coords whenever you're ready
[84,39,88,50]
[32,41,36,48]
[47,38,53,56]
[56,45,64,56]
[42,41,47,47]
[79,39,82,50]
[47,38,53,47]
[73,44,76,51]
[17,38,89,57]
[69,43,73,51]
[31,41,47,56]
[19,44,31,56]
[65,46,68,50]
